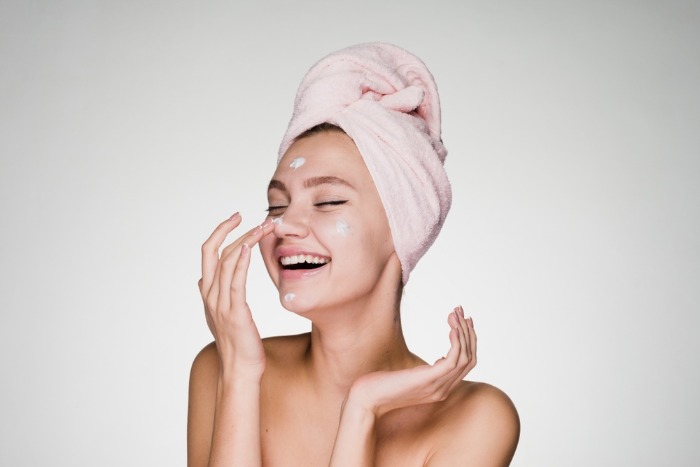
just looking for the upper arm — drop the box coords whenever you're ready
[187,342,220,467]
[428,383,520,467]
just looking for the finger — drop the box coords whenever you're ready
[232,221,274,306]
[214,215,274,289]
[457,316,477,381]
[415,312,471,402]
[214,225,257,311]
[454,306,469,362]
[468,317,477,366]
[435,314,461,374]
[217,219,275,313]
[211,219,269,306]
[201,213,241,293]
[208,257,222,315]
[216,242,241,313]
[460,312,473,364]
[433,311,470,388]
[230,242,252,308]
[444,307,471,391]
[218,217,274,267]
[218,222,269,258]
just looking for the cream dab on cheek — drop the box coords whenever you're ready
[336,218,350,237]
[272,216,284,225]
[284,293,296,303]
[289,157,306,169]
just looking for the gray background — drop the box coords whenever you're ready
[1,0,698,465]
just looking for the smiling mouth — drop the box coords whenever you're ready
[280,254,330,271]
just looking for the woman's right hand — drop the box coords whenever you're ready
[198,213,275,380]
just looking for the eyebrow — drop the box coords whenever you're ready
[267,176,355,192]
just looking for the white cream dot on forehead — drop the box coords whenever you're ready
[284,293,296,302]
[289,157,306,169]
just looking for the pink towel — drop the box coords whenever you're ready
[278,42,451,284]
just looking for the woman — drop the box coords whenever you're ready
[188,43,519,466]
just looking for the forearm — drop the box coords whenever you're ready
[328,395,377,467]
[207,373,262,467]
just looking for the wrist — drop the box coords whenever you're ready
[219,362,265,385]
[344,383,380,420]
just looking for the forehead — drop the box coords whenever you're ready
[274,131,374,187]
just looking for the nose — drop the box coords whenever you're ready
[271,203,309,239]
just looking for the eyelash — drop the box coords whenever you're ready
[266,200,348,213]
[316,200,348,208]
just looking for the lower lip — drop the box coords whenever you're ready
[280,263,329,280]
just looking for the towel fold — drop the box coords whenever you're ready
[279,42,451,284]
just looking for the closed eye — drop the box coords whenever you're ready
[266,200,347,215]
[315,200,348,208]
[266,205,288,215]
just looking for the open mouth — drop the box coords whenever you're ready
[280,254,330,271]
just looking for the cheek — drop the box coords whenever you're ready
[335,218,351,237]
[310,213,353,240]
[259,235,276,266]
[271,215,284,233]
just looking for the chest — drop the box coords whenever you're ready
[259,386,432,467]
[259,386,336,467]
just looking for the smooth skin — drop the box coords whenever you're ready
[188,131,520,467]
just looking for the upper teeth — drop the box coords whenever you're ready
[280,255,329,266]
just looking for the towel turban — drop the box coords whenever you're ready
[278,42,451,284]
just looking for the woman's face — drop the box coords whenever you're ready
[259,130,399,315]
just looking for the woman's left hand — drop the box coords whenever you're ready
[347,307,476,418]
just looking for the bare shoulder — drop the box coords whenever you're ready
[447,381,520,430]
[189,333,311,378]
[429,381,520,466]
[187,342,220,467]
[262,333,311,364]
[189,341,220,385]
[187,343,219,432]
[187,335,311,463]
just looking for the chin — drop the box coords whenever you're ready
[277,289,316,316]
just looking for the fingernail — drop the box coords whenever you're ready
[456,305,464,317]
[241,243,250,257]
[260,218,273,229]
[229,212,240,220]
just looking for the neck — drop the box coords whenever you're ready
[301,264,420,397]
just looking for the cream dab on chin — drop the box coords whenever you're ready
[289,157,306,169]
[336,218,350,236]
[284,293,296,303]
